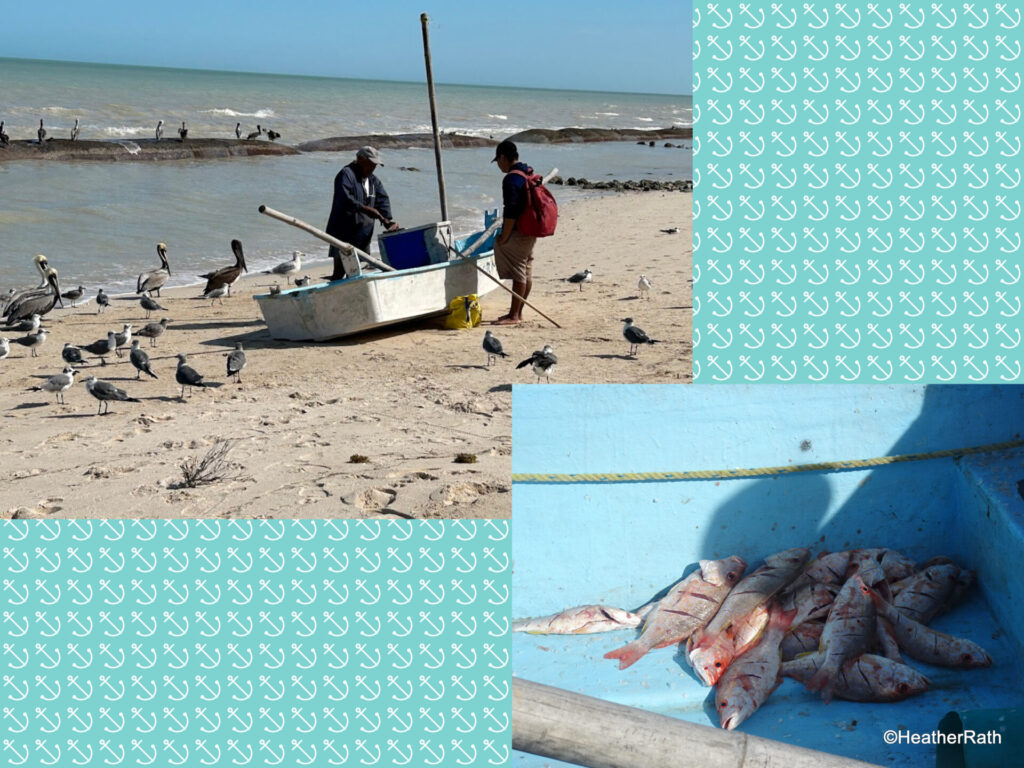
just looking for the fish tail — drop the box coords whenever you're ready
[603,641,647,670]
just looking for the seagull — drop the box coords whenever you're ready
[517,344,557,382]
[5,313,41,333]
[37,119,47,144]
[155,120,164,141]
[96,288,109,313]
[621,317,658,356]
[140,295,166,319]
[31,366,78,404]
[13,328,48,357]
[266,128,281,141]
[264,251,302,284]
[660,227,680,234]
[70,119,80,141]
[566,269,592,291]
[81,331,117,365]
[175,353,208,399]
[82,374,140,415]
[245,125,262,141]
[482,330,508,367]
[234,122,242,139]
[129,340,158,380]
[61,285,85,306]
[178,121,188,141]
[62,342,85,366]
[0,121,9,146]
[205,286,227,305]
[137,242,171,297]
[226,342,246,383]
[135,317,170,347]
[200,239,247,297]
[114,323,133,357]
[0,338,9,360]
[294,275,311,287]
[638,274,652,300]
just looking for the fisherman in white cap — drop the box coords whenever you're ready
[324,146,400,281]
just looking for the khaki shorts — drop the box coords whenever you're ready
[494,230,537,283]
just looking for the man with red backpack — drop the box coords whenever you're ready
[490,140,557,325]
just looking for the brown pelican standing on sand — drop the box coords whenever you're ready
[70,119,80,141]
[37,119,47,144]
[155,120,164,141]
[82,374,141,415]
[235,122,242,139]
[137,242,171,297]
[178,121,188,141]
[246,125,262,141]
[0,121,9,146]
[3,268,62,323]
[200,240,247,297]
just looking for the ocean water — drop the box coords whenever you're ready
[0,58,692,293]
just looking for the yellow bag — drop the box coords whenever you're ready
[444,294,482,329]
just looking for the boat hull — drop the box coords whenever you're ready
[254,253,499,341]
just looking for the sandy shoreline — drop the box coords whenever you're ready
[0,191,691,518]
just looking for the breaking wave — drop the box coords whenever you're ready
[202,108,276,118]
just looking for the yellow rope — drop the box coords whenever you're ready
[511,438,1024,484]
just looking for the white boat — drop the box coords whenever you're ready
[253,222,499,341]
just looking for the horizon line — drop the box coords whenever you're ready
[0,55,692,99]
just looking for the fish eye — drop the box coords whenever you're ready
[718,700,728,708]
[727,572,738,582]
[715,661,723,668]
[962,654,973,663]
[896,683,909,694]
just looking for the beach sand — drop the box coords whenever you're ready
[0,191,691,518]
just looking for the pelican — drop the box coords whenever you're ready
[200,240,247,297]
[3,268,62,323]
[0,121,9,146]
[5,255,51,310]
[264,251,302,283]
[235,122,242,139]
[31,366,78,404]
[245,125,262,141]
[37,119,46,144]
[178,121,188,141]
[266,129,281,142]
[137,242,171,297]
[155,120,164,141]
[70,119,80,141]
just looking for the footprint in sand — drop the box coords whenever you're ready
[341,487,398,511]
[428,481,509,506]
[7,497,64,518]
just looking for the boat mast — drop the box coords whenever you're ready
[420,13,449,222]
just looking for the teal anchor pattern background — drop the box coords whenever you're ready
[0,520,510,766]
[692,2,1022,382]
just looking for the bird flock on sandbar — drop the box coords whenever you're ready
[2,242,251,414]
[0,118,283,146]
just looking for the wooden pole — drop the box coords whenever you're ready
[257,205,395,273]
[420,13,449,222]
[513,678,882,768]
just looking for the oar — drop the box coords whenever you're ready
[257,205,396,273]
[455,168,562,329]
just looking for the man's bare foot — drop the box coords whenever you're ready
[492,315,520,326]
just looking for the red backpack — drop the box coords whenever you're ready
[509,169,558,237]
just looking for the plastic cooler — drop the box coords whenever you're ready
[378,221,453,270]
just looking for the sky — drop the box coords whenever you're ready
[0,0,691,95]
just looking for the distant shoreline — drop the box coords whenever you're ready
[0,126,692,163]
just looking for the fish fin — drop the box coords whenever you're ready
[804,659,838,701]
[603,642,646,670]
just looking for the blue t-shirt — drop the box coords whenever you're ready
[502,162,534,220]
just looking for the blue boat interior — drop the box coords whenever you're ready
[511,384,1024,767]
